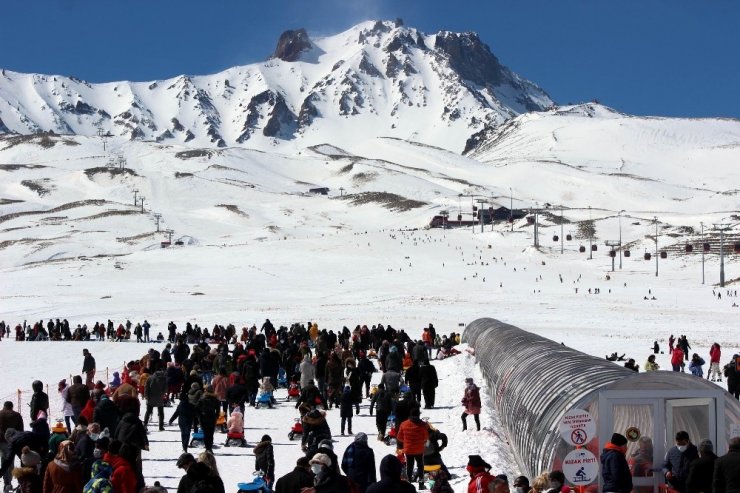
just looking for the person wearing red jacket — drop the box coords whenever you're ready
[396,408,429,485]
[105,441,138,493]
[467,455,495,493]
[671,347,685,372]
[709,343,722,382]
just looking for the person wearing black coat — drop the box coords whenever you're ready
[357,355,376,398]
[366,454,416,493]
[405,363,422,403]
[713,437,740,493]
[341,433,376,493]
[275,457,313,493]
[254,435,275,487]
[197,387,220,452]
[419,363,439,409]
[176,458,225,493]
[370,383,393,441]
[394,393,420,434]
[115,412,149,451]
[171,397,194,453]
[226,379,249,411]
[339,387,354,435]
[93,395,119,435]
[29,381,49,423]
[301,410,331,451]
[601,433,633,493]
[686,439,717,493]
[0,430,46,479]
[296,381,325,411]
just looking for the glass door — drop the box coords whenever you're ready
[665,398,716,449]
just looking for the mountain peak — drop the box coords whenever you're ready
[271,28,313,62]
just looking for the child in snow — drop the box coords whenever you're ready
[227,407,244,434]
[340,386,354,435]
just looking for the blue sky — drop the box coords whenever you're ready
[2,0,739,118]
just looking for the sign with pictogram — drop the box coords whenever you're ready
[560,409,595,446]
[563,449,599,485]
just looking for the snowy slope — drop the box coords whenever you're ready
[0,20,552,153]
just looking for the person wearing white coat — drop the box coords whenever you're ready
[300,356,316,390]
[58,380,74,433]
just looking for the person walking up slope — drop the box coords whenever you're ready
[461,378,481,431]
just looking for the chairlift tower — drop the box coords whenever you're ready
[166,229,174,244]
[605,240,621,272]
[654,216,659,277]
[139,196,145,214]
[700,222,705,284]
[713,223,731,287]
[476,199,487,233]
[153,213,162,232]
[133,189,139,206]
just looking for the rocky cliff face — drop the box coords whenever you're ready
[271,29,313,62]
[0,20,553,152]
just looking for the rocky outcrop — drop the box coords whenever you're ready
[272,28,312,62]
[236,90,296,142]
[434,32,505,87]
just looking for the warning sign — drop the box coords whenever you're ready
[563,449,599,485]
[560,409,595,446]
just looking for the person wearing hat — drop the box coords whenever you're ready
[309,453,349,493]
[367,454,415,493]
[254,435,275,488]
[275,456,313,493]
[341,433,376,493]
[11,446,42,493]
[48,420,68,457]
[601,433,632,493]
[467,455,494,493]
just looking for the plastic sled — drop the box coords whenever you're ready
[255,391,274,409]
[286,383,300,401]
[189,430,205,448]
[225,431,247,447]
[277,368,287,388]
[288,418,303,440]
[237,471,271,493]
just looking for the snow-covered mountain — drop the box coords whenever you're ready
[0,19,552,153]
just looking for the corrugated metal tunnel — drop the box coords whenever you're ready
[463,317,740,488]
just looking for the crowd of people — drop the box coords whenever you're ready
[0,320,475,493]
[0,318,738,493]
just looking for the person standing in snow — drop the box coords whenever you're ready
[82,349,96,390]
[461,378,481,431]
[688,354,705,378]
[341,433,376,493]
[254,435,275,488]
[420,362,438,409]
[708,343,722,381]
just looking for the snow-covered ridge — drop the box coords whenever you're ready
[0,19,552,153]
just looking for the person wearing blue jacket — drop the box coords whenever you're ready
[601,433,633,493]
[663,431,699,493]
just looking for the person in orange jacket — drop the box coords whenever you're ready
[396,408,428,486]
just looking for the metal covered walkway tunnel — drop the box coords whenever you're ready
[463,318,740,492]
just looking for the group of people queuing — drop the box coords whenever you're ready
[599,430,739,493]
[0,319,480,493]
